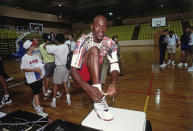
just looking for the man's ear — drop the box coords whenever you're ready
[90,24,93,31]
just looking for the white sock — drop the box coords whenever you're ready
[92,84,102,91]
[66,94,70,100]
[4,94,9,97]
[52,98,56,102]
[44,93,48,96]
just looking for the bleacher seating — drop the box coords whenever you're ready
[138,20,183,40]
[72,25,135,41]
[189,19,193,27]
[0,29,18,57]
[0,28,45,57]
[24,33,44,44]
[106,25,135,41]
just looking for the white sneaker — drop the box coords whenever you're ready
[56,92,62,98]
[159,64,166,69]
[184,63,188,67]
[188,66,193,71]
[36,106,48,117]
[44,93,49,100]
[43,86,52,94]
[50,101,56,108]
[47,89,52,94]
[167,60,171,65]
[92,84,113,121]
[94,96,113,121]
[178,62,183,67]
[172,61,175,66]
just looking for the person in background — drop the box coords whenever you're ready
[178,27,191,67]
[166,31,179,66]
[39,34,56,100]
[70,15,119,121]
[21,40,47,117]
[32,38,42,60]
[46,33,71,107]
[0,57,12,108]
[112,36,123,76]
[0,57,14,82]
[64,34,76,86]
[64,34,76,52]
[159,29,168,68]
[187,27,193,71]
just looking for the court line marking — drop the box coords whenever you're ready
[118,89,193,99]
[144,96,150,113]
[144,69,155,112]
[8,81,25,88]
[143,45,159,112]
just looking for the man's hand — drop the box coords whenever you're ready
[85,85,103,102]
[107,82,117,97]
[34,68,42,76]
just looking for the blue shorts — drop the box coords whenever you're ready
[181,45,189,51]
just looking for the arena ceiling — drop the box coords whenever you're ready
[0,0,193,23]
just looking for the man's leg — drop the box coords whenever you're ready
[167,52,171,64]
[0,60,9,79]
[45,77,50,94]
[181,51,185,63]
[0,75,8,95]
[159,46,164,65]
[85,46,113,121]
[63,82,71,105]
[101,61,108,85]
[86,47,101,85]
[0,75,12,105]
[50,84,57,108]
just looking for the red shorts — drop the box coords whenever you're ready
[78,64,91,83]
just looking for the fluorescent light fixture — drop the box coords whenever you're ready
[109,12,113,16]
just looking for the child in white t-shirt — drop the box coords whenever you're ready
[46,33,71,107]
[21,40,47,117]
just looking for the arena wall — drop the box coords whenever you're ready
[0,5,70,23]
[119,40,154,46]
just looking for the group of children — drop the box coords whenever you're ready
[21,33,75,117]
[159,27,193,70]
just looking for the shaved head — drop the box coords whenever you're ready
[91,15,108,43]
[92,15,107,25]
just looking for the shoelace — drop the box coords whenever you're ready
[100,96,108,112]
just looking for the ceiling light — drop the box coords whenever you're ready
[59,4,62,7]
[109,12,113,16]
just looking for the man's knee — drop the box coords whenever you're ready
[90,47,99,56]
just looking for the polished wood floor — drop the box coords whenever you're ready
[1,46,193,131]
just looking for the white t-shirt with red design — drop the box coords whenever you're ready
[71,32,120,72]
[21,54,45,84]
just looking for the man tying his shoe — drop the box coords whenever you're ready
[71,15,119,121]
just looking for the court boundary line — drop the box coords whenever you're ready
[8,81,25,88]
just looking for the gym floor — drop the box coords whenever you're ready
[0,45,193,131]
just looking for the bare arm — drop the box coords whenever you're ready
[106,70,119,97]
[23,68,41,74]
[111,70,119,84]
